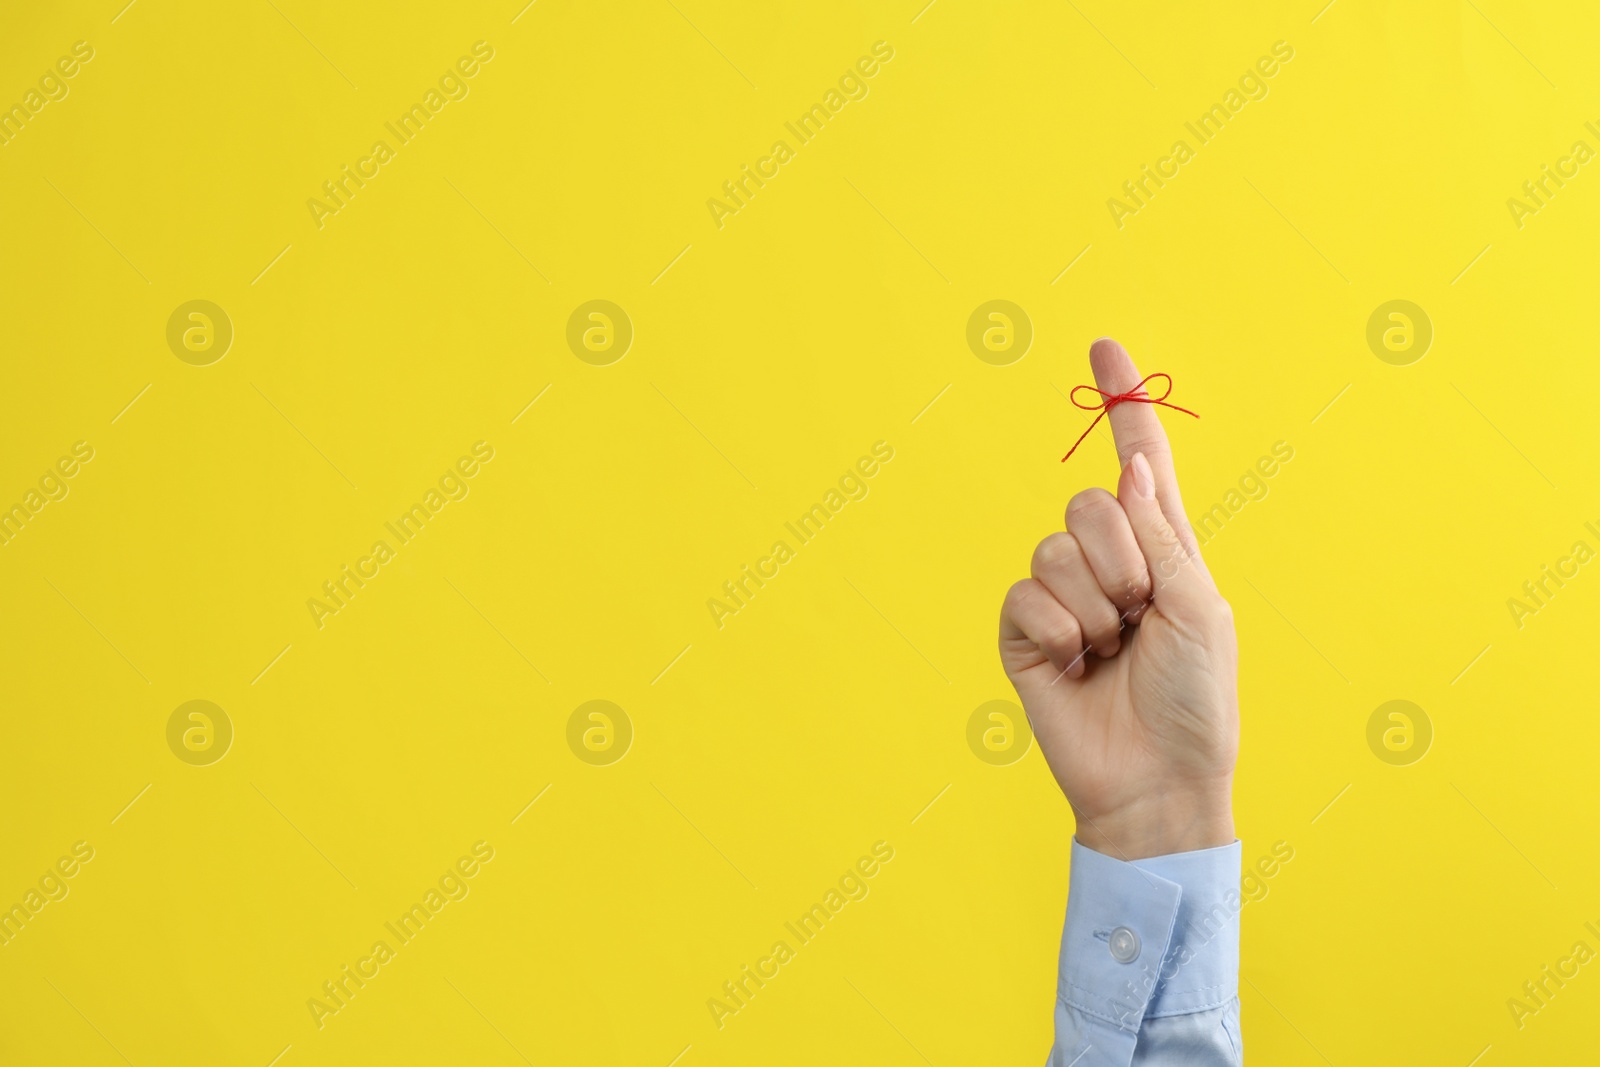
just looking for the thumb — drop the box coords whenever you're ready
[1118,451,1214,620]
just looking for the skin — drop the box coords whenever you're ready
[999,338,1239,860]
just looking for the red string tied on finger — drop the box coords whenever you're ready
[1061,372,1199,462]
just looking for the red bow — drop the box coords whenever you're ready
[1061,373,1199,462]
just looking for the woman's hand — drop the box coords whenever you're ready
[999,339,1239,859]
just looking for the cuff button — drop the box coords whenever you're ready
[1109,926,1140,963]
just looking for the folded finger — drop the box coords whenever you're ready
[1065,487,1152,625]
[1000,578,1087,679]
[1031,532,1124,657]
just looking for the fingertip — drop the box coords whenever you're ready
[1088,336,1123,366]
[1089,336,1139,388]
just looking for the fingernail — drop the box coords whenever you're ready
[1131,452,1155,498]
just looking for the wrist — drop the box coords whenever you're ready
[1072,787,1234,861]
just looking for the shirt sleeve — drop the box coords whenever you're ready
[1046,839,1242,1066]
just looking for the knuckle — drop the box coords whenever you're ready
[1041,620,1080,655]
[1031,531,1081,573]
[1065,488,1121,535]
[1151,519,1183,553]
[1120,437,1170,465]
[1003,579,1037,610]
[1087,602,1123,642]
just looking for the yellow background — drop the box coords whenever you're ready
[2,0,1597,1063]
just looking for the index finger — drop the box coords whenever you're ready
[1088,337,1202,558]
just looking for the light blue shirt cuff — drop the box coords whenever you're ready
[1055,839,1241,1045]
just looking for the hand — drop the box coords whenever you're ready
[999,339,1239,860]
